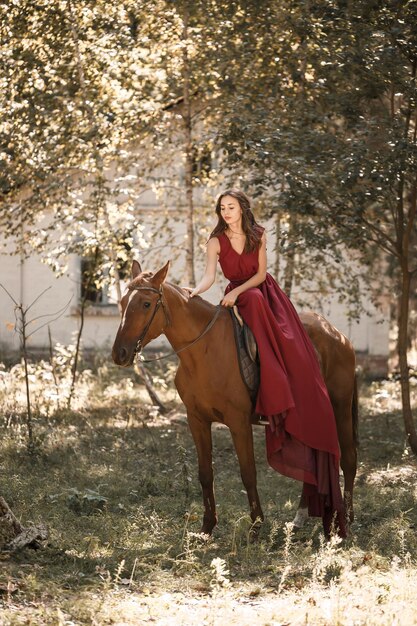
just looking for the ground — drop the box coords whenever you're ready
[0,360,416,625]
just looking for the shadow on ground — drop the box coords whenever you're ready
[0,389,416,621]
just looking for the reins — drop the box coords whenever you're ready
[128,285,222,363]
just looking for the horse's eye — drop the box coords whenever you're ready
[143,301,151,309]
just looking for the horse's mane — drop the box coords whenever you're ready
[126,274,218,313]
[167,282,218,312]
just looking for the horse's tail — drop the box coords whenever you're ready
[352,373,359,448]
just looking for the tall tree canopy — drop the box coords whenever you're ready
[1,0,416,450]
[216,0,417,451]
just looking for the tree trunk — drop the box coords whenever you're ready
[397,265,417,453]
[282,4,308,297]
[182,8,196,286]
[67,246,99,409]
[0,496,47,551]
[0,497,23,547]
[20,308,34,453]
[283,213,297,296]
[133,364,168,414]
[274,210,281,280]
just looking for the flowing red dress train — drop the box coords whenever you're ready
[217,232,346,537]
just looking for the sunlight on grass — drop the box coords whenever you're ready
[0,361,416,624]
[361,376,417,415]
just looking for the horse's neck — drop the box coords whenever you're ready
[163,283,219,349]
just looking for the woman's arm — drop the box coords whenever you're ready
[221,231,267,307]
[189,237,220,297]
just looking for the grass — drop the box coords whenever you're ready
[0,360,416,625]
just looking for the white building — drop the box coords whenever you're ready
[0,188,390,376]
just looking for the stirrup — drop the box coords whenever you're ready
[251,415,269,426]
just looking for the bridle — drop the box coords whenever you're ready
[127,284,222,363]
[128,285,169,358]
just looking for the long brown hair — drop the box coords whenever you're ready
[209,189,264,252]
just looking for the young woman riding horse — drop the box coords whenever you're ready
[112,189,358,538]
[191,189,352,537]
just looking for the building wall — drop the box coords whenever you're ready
[0,210,390,363]
[0,251,122,357]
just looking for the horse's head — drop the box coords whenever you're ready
[112,259,170,367]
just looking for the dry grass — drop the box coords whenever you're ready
[0,362,416,625]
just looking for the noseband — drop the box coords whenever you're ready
[126,284,221,363]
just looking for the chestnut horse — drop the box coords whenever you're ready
[112,260,358,535]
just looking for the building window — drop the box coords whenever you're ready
[80,245,131,307]
[81,256,103,305]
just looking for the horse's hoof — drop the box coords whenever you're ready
[344,493,354,524]
[197,531,212,541]
[249,518,263,543]
[292,507,308,529]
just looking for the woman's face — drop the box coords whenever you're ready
[219,195,242,227]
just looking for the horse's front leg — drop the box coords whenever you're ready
[187,413,217,535]
[229,418,264,538]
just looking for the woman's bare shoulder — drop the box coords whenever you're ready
[207,236,221,254]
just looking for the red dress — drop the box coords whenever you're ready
[217,232,346,537]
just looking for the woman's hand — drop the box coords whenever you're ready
[221,289,240,307]
[185,237,220,301]
[183,287,199,299]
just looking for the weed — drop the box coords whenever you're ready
[210,557,230,591]
[278,521,294,592]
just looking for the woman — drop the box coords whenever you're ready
[190,188,346,537]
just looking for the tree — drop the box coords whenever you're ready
[124,0,228,284]
[0,0,153,250]
[217,0,417,453]
[0,0,166,406]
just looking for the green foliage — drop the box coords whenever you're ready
[217,0,417,285]
[1,0,150,289]
[2,0,416,445]
[2,0,416,292]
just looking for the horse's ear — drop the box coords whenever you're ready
[131,260,142,279]
[152,261,170,286]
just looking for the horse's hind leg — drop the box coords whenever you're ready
[337,406,357,524]
[187,413,217,535]
[293,490,309,528]
[229,419,264,538]
[293,398,358,528]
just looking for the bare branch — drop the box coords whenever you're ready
[358,215,399,257]
[24,286,52,314]
[0,282,19,306]
[26,297,73,340]
[27,297,73,327]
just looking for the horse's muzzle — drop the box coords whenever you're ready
[112,344,135,367]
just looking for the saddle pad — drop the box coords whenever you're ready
[229,310,260,401]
